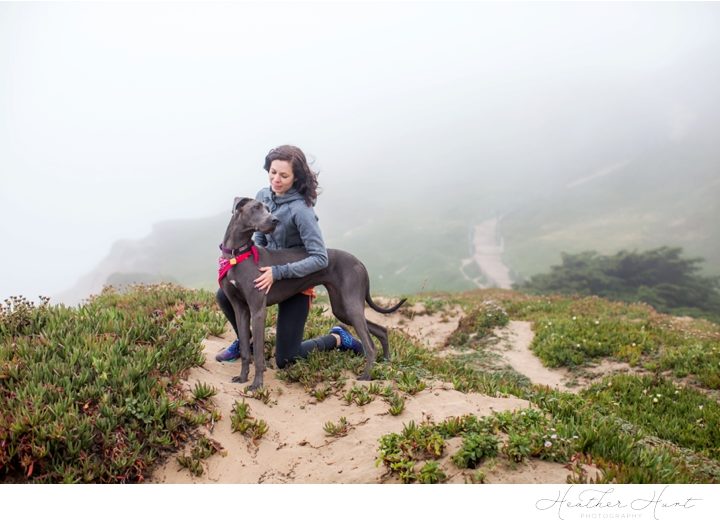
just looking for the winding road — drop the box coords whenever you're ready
[461,217,514,289]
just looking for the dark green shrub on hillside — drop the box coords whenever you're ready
[0,284,225,483]
[515,247,720,320]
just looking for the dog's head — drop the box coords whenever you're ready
[227,197,279,236]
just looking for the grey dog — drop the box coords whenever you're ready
[219,197,406,390]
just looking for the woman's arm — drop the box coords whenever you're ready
[271,206,329,280]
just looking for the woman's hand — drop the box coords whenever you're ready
[254,266,274,294]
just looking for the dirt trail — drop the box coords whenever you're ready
[149,333,539,484]
[493,321,574,392]
[149,306,607,484]
[471,218,513,289]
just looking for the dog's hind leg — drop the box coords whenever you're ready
[367,320,390,361]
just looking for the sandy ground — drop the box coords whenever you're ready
[492,321,575,392]
[149,305,607,484]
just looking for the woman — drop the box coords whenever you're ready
[215,145,362,368]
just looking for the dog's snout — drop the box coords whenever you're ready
[271,217,280,225]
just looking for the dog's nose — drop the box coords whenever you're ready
[271,217,280,225]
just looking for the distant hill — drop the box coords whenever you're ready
[499,138,720,282]
[59,93,720,304]
[57,206,479,304]
[57,214,226,304]
[58,139,720,305]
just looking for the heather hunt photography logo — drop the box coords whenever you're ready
[535,486,703,520]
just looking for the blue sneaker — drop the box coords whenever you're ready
[330,326,363,355]
[215,339,240,362]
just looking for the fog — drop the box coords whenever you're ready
[2,1,719,302]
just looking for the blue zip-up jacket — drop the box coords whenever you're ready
[252,187,329,281]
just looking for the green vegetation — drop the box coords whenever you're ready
[516,247,720,321]
[323,416,350,437]
[445,299,510,350]
[3,283,719,484]
[497,291,720,389]
[176,435,224,477]
[0,284,226,483]
[377,409,575,482]
[230,400,269,441]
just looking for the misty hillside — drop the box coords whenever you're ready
[57,43,720,304]
[58,148,719,305]
[501,138,720,281]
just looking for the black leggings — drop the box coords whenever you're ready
[216,288,337,369]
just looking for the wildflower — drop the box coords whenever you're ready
[544,441,553,448]
[572,316,577,320]
[699,405,704,410]
[550,434,558,440]
[656,394,662,398]
[653,398,659,403]
[595,320,600,325]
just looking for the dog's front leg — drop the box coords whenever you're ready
[231,305,251,384]
[249,304,267,390]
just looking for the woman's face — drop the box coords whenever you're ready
[268,159,295,196]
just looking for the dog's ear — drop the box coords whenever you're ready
[233,197,253,213]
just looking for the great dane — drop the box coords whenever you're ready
[219,197,406,389]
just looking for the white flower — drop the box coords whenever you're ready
[544,441,553,448]
[653,398,659,403]
[572,316,577,320]
[699,405,704,410]
[550,434,558,440]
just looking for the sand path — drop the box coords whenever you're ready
[150,334,534,483]
[493,321,574,392]
[149,307,585,483]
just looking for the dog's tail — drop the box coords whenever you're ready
[366,288,407,314]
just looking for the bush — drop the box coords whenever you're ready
[0,284,224,483]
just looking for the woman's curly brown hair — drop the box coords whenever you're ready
[264,145,320,206]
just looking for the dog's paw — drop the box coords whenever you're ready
[231,375,248,384]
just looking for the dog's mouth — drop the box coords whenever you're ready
[257,221,277,234]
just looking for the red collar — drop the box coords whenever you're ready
[218,246,259,284]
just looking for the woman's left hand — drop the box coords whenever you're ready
[254,266,274,294]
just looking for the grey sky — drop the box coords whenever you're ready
[1,1,719,302]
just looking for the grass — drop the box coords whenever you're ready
[230,400,269,441]
[0,284,225,483]
[3,283,719,484]
[377,409,577,482]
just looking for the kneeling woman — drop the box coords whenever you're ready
[215,145,361,368]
